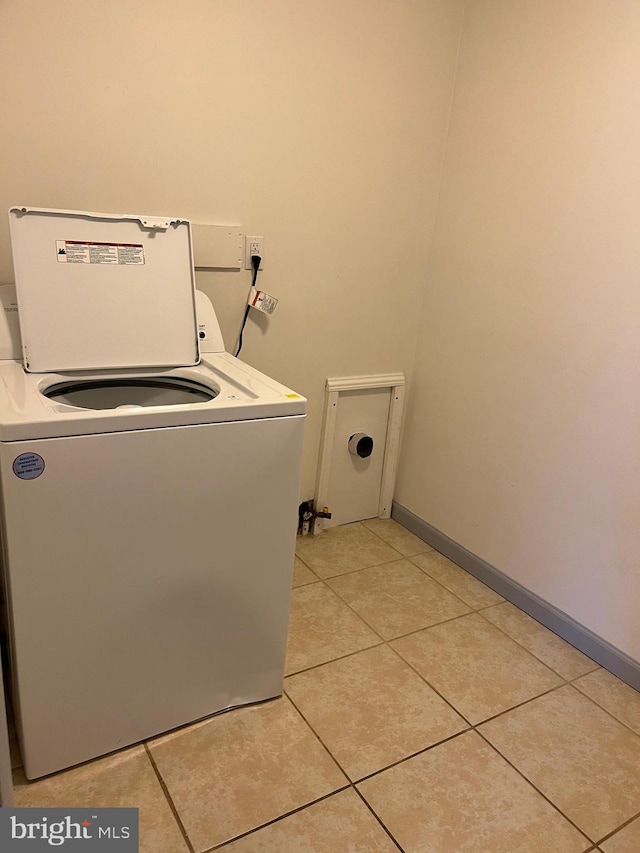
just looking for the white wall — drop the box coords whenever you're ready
[0,0,464,496]
[396,0,640,662]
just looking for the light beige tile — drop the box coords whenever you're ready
[327,559,470,639]
[410,551,504,609]
[357,730,588,853]
[391,613,563,724]
[361,517,433,557]
[601,816,640,852]
[13,746,188,853]
[295,523,401,578]
[149,696,346,852]
[286,645,467,781]
[573,669,640,736]
[286,582,381,675]
[292,556,317,587]
[481,602,599,680]
[220,788,398,852]
[480,685,640,841]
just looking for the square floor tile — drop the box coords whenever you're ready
[410,551,504,608]
[220,788,398,852]
[361,517,433,557]
[13,746,188,853]
[357,730,588,852]
[601,816,640,852]
[480,685,640,841]
[481,602,599,680]
[327,559,470,639]
[286,582,381,675]
[391,613,563,724]
[286,645,467,780]
[292,556,317,587]
[148,696,346,851]
[295,523,401,578]
[573,669,640,735]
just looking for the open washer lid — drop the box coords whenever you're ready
[8,207,200,373]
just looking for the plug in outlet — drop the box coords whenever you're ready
[244,235,264,270]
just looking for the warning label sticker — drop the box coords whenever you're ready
[249,289,278,315]
[56,241,145,265]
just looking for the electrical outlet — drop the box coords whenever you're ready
[244,235,264,270]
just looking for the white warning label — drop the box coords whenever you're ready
[248,289,278,315]
[56,241,145,265]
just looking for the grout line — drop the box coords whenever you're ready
[385,608,479,642]
[382,640,474,726]
[202,788,352,852]
[292,575,320,589]
[406,552,503,613]
[473,728,595,846]
[293,550,319,575]
[385,630,578,733]
[474,611,573,681]
[289,642,473,784]
[567,664,603,681]
[475,607,600,683]
[283,692,351,783]
[595,808,640,846]
[312,540,509,645]
[313,555,406,581]
[322,576,476,643]
[352,786,405,852]
[285,637,386,679]
[295,520,412,576]
[287,681,472,852]
[359,518,435,560]
[314,577,387,641]
[470,681,568,727]
[562,683,640,746]
[352,728,472,786]
[476,600,504,614]
[143,743,196,853]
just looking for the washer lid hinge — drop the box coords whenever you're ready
[138,217,175,231]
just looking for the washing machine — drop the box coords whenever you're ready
[0,207,306,780]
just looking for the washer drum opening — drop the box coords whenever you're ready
[43,377,218,410]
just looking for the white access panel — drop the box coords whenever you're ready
[8,207,199,372]
[325,387,391,527]
[1,415,304,779]
[314,373,405,533]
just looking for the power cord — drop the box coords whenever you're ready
[235,254,261,357]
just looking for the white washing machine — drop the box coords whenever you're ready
[0,207,306,779]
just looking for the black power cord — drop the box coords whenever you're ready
[235,254,261,357]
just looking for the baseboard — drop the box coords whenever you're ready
[392,502,640,692]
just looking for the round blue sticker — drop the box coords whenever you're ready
[13,452,45,480]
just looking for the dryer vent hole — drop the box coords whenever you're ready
[348,433,374,459]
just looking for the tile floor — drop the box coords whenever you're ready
[9,518,640,852]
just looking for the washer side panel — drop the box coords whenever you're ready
[0,415,304,779]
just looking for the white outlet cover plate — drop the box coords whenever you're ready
[244,235,264,270]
